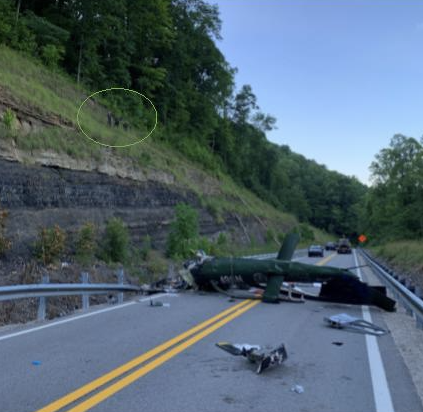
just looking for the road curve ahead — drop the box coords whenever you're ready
[0,252,422,412]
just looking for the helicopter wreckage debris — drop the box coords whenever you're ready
[325,313,388,336]
[216,342,288,374]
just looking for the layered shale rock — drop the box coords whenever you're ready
[0,158,262,257]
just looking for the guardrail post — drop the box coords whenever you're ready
[37,275,49,321]
[416,315,423,330]
[81,272,89,310]
[117,269,124,304]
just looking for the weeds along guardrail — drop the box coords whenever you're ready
[359,248,423,330]
[0,269,139,321]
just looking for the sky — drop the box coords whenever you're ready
[212,0,423,185]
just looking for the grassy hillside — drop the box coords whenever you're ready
[0,45,336,252]
[370,241,423,274]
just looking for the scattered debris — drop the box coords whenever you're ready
[248,287,264,296]
[163,287,179,294]
[279,283,305,303]
[149,299,170,307]
[291,384,304,394]
[140,275,188,296]
[332,341,344,346]
[324,313,388,336]
[216,342,288,374]
[32,361,41,366]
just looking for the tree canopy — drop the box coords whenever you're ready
[362,134,423,241]
[0,0,367,237]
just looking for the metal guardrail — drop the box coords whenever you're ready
[359,248,423,330]
[0,269,139,321]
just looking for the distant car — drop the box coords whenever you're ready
[325,242,336,251]
[308,245,324,257]
[337,238,352,254]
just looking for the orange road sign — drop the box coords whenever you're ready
[358,234,367,243]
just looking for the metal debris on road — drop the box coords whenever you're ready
[216,342,288,374]
[291,385,304,394]
[332,341,344,346]
[324,313,388,336]
[140,275,188,295]
[149,299,170,307]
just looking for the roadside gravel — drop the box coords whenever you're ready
[382,305,423,406]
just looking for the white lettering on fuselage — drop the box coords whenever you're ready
[219,275,243,284]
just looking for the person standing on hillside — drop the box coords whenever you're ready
[107,111,113,127]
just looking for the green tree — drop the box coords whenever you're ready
[41,43,64,68]
[101,218,130,263]
[167,203,199,258]
[365,134,423,240]
[0,0,36,53]
[232,84,258,125]
[34,225,66,265]
[75,222,97,265]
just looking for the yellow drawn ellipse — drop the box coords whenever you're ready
[76,87,157,148]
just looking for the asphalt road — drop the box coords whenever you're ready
[0,251,422,412]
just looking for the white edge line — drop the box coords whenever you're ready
[0,293,171,342]
[353,249,395,412]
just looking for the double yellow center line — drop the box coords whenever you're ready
[316,253,336,266]
[36,299,259,412]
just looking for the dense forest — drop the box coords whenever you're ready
[0,0,368,238]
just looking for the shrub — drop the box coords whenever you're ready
[145,250,168,279]
[277,232,285,243]
[211,232,228,256]
[266,228,275,244]
[3,108,16,130]
[217,232,227,247]
[196,236,212,253]
[101,218,129,263]
[167,203,199,259]
[0,205,11,256]
[40,44,64,69]
[75,222,97,265]
[140,234,152,259]
[298,223,315,242]
[34,225,66,265]
[206,200,219,217]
